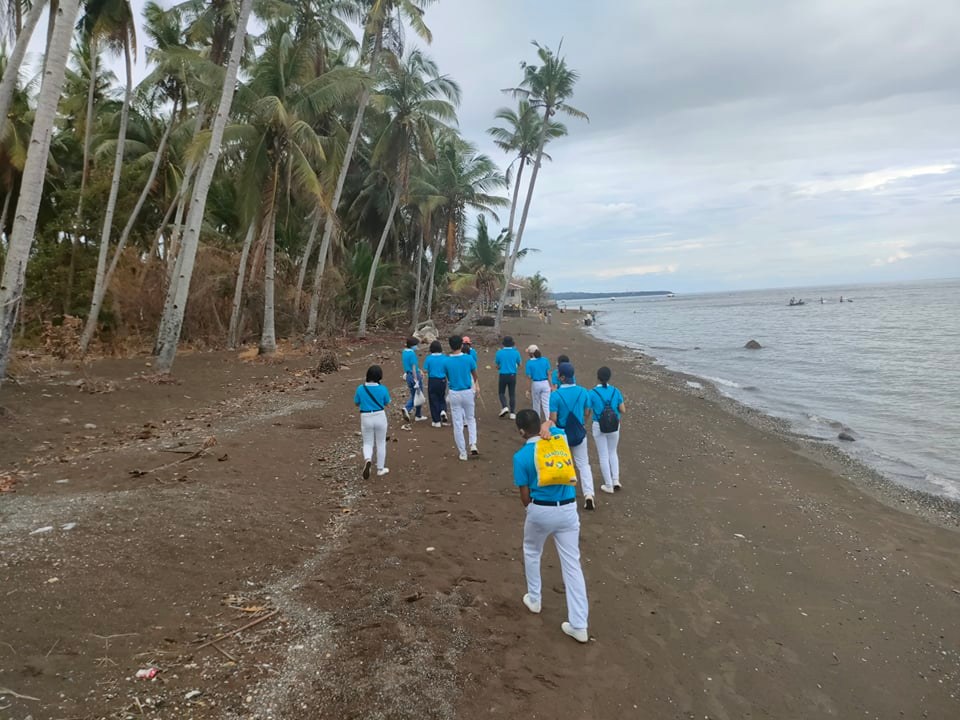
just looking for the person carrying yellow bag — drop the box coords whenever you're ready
[512,409,589,644]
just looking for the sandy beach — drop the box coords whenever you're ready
[1,315,959,719]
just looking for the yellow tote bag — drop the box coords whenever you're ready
[534,435,578,486]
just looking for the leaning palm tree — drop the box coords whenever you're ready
[493,42,587,334]
[0,0,82,383]
[356,48,460,338]
[0,0,47,131]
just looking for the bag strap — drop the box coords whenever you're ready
[593,386,614,408]
[362,385,385,411]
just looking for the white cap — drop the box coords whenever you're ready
[526,344,539,354]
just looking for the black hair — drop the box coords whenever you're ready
[429,340,443,354]
[515,409,541,436]
[366,365,383,383]
[597,366,612,387]
[449,335,463,351]
[558,354,570,364]
[405,337,419,348]
[533,349,542,359]
[502,336,515,347]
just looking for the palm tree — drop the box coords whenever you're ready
[305,0,436,338]
[356,48,459,338]
[0,0,81,383]
[493,42,587,334]
[0,0,47,131]
[154,0,254,373]
[526,271,548,308]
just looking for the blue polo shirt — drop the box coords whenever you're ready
[422,353,446,378]
[551,368,576,388]
[354,383,391,412]
[495,347,522,375]
[465,347,478,361]
[589,384,624,419]
[443,353,477,391]
[550,384,590,426]
[402,347,420,374]
[525,357,550,382]
[513,429,576,503]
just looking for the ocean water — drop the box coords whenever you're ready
[580,279,960,501]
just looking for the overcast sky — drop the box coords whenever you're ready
[24,0,960,292]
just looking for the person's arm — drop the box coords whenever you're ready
[519,485,531,507]
[514,453,533,505]
[539,419,554,439]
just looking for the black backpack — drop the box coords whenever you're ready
[556,391,587,447]
[594,387,620,433]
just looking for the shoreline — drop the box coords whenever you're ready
[583,315,960,531]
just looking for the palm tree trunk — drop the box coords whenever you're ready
[358,189,401,339]
[507,160,524,237]
[139,194,178,291]
[154,0,253,373]
[495,111,549,335]
[294,210,321,313]
[410,216,429,333]
[426,228,443,319]
[259,166,279,355]
[445,215,457,264]
[0,0,81,383]
[494,158,527,333]
[0,0,47,134]
[0,189,11,247]
[306,32,382,338]
[80,106,174,352]
[165,110,206,274]
[227,219,256,349]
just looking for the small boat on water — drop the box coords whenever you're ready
[666,293,676,298]
[788,298,805,306]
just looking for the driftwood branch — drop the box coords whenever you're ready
[195,610,278,650]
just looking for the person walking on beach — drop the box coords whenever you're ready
[443,335,480,461]
[462,336,478,362]
[525,345,551,421]
[495,336,522,419]
[590,366,625,494]
[513,409,589,643]
[550,362,596,510]
[353,365,391,479]
[551,354,573,390]
[422,340,448,428]
[401,337,426,422]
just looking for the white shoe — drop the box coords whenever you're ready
[458,452,468,462]
[600,484,615,494]
[470,444,479,456]
[561,622,589,643]
[414,416,428,422]
[440,411,448,421]
[499,407,509,417]
[401,408,410,421]
[431,422,441,428]
[377,467,390,477]
[583,496,595,510]
[523,594,541,614]
[509,413,516,420]
[613,481,622,491]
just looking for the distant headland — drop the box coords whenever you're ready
[551,291,674,300]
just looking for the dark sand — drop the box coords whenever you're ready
[1,316,958,719]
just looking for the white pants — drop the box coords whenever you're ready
[360,411,387,470]
[570,439,595,498]
[592,422,620,487]
[531,380,551,421]
[448,389,477,453]
[523,503,589,630]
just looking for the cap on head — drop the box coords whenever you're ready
[462,336,472,345]
[558,362,575,381]
[526,344,539,354]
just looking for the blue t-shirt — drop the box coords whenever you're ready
[495,347,522,375]
[525,357,550,382]
[402,347,420,374]
[422,353,446,378]
[443,353,477,391]
[465,347,478,361]
[550,384,590,426]
[589,384,624,419]
[354,383,391,412]
[513,429,577,503]
[551,368,576,388]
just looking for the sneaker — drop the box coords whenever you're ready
[377,467,390,477]
[401,408,411,421]
[362,460,372,480]
[522,593,541,614]
[584,496,595,511]
[613,482,622,492]
[499,407,510,417]
[561,622,589,643]
[458,452,468,462]
[414,416,428,422]
[440,411,448,421]
[431,422,442,428]
[509,413,516,420]
[600,484,615,494]
[470,444,479,456]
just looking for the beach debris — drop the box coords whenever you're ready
[414,320,439,344]
[744,340,762,350]
[135,667,159,680]
[426,547,436,552]
[0,686,41,702]
[838,432,856,442]
[61,522,77,531]
[733,533,747,540]
[311,350,340,375]
[83,423,97,430]
[185,690,202,700]
[0,473,18,493]
[30,526,54,535]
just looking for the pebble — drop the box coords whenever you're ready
[83,423,97,430]
[426,547,436,552]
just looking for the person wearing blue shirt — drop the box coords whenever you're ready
[443,335,480,461]
[549,362,596,510]
[401,337,426,422]
[524,344,551,421]
[551,355,574,390]
[462,336,479,362]
[353,365,392,479]
[495,336,522,419]
[422,340,449,428]
[589,366,626,494]
[512,409,589,643]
